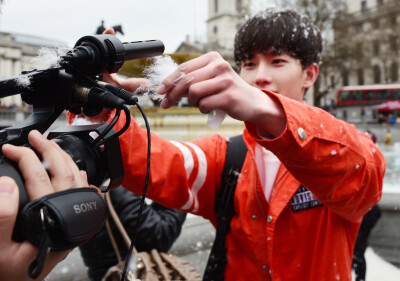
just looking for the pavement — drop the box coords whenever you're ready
[44,216,400,281]
[353,247,400,281]
[45,215,215,281]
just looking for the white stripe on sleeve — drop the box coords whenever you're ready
[186,143,207,212]
[170,141,194,210]
[169,141,208,213]
[170,141,194,178]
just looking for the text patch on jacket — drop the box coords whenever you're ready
[290,185,323,212]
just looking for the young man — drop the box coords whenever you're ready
[95,9,385,281]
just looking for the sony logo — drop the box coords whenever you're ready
[73,201,98,214]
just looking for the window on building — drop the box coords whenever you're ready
[377,0,384,6]
[373,41,380,55]
[356,42,363,56]
[390,13,397,25]
[390,36,398,52]
[214,0,218,13]
[361,1,367,12]
[236,0,242,11]
[213,26,218,34]
[372,20,380,29]
[342,69,349,86]
[330,75,335,88]
[358,69,364,85]
[356,23,363,32]
[391,62,399,82]
[373,65,381,83]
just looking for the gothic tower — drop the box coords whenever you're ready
[206,0,250,52]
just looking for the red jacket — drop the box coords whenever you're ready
[78,91,385,280]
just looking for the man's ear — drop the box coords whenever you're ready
[302,63,319,89]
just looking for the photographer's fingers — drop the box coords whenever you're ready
[14,243,69,281]
[47,145,88,189]
[28,130,87,191]
[0,176,68,281]
[0,176,35,281]
[0,177,19,245]
[2,143,53,200]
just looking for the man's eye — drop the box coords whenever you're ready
[243,61,255,68]
[272,59,285,65]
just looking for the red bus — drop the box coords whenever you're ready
[335,84,400,123]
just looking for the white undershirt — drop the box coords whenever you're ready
[254,144,281,202]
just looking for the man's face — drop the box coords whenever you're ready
[239,51,314,102]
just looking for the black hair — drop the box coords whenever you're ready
[234,8,322,69]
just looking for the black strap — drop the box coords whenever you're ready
[16,188,107,278]
[203,135,247,281]
[28,227,50,279]
[220,135,247,193]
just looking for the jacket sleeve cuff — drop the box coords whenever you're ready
[245,91,313,156]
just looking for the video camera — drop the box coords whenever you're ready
[0,34,164,278]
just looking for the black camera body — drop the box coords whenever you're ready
[0,34,164,278]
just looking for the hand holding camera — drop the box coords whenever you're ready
[0,34,164,278]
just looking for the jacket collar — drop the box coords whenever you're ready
[242,128,300,219]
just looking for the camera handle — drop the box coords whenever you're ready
[17,188,107,278]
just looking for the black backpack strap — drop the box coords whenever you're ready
[203,134,247,281]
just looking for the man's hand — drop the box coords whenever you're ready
[156,51,286,137]
[156,52,265,120]
[0,130,89,281]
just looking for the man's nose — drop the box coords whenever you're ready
[254,64,272,88]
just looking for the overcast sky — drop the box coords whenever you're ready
[0,0,208,53]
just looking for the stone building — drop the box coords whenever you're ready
[0,31,66,106]
[321,0,400,108]
[175,0,250,69]
[205,0,250,55]
[338,0,399,86]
